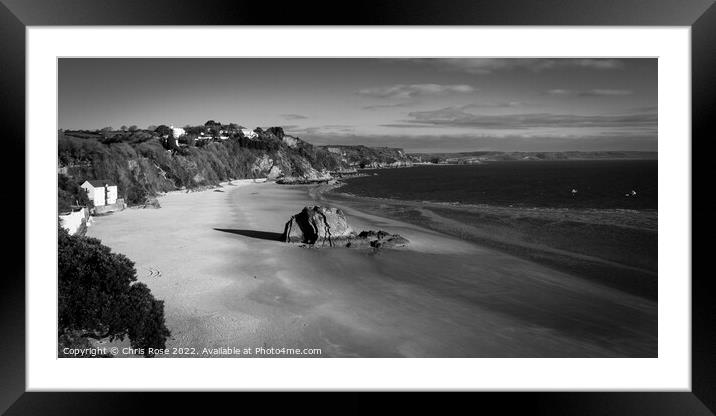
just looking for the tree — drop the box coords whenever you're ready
[146,125,157,131]
[154,125,172,137]
[58,174,90,212]
[100,127,113,140]
[120,125,128,131]
[128,125,138,132]
[204,120,222,135]
[125,185,149,204]
[265,126,285,139]
[58,226,170,357]
[185,126,205,136]
[180,134,197,147]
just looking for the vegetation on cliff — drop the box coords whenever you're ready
[318,145,413,168]
[58,123,396,206]
[58,174,90,212]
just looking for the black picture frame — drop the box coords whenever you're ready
[1,0,710,414]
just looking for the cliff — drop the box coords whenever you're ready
[318,145,414,169]
[57,125,401,205]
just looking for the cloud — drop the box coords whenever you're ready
[404,107,656,130]
[287,124,355,135]
[362,98,516,111]
[357,83,476,99]
[572,59,625,70]
[407,58,625,75]
[462,101,524,109]
[280,114,308,120]
[378,123,438,128]
[362,102,416,110]
[546,89,572,96]
[579,89,633,96]
[629,105,658,112]
[372,102,524,120]
[546,89,633,97]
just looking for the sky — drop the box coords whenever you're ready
[59,58,657,153]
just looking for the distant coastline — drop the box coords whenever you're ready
[408,150,657,165]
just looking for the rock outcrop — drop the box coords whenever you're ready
[282,206,408,249]
[275,175,333,185]
[275,167,333,184]
[352,230,410,249]
[139,196,161,208]
[283,206,354,246]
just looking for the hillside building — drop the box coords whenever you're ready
[81,180,118,207]
[170,125,186,138]
[241,129,258,139]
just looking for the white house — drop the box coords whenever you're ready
[81,180,118,207]
[170,125,186,138]
[241,129,258,139]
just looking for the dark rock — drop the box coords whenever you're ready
[353,230,409,249]
[275,168,333,184]
[142,196,161,209]
[276,177,332,185]
[282,206,408,249]
[283,206,354,246]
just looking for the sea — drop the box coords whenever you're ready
[338,160,658,210]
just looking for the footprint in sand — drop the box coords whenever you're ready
[144,267,162,279]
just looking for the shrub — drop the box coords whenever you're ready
[58,174,90,212]
[58,226,170,357]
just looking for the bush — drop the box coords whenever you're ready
[58,174,90,212]
[58,226,170,357]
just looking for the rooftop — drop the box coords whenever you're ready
[85,179,117,187]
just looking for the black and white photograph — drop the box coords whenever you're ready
[2,0,711,411]
[56,57,658,358]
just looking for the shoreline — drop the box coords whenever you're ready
[85,181,657,357]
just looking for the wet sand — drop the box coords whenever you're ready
[86,181,657,357]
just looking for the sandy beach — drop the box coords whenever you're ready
[86,181,657,357]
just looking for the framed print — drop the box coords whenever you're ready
[2,0,712,413]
